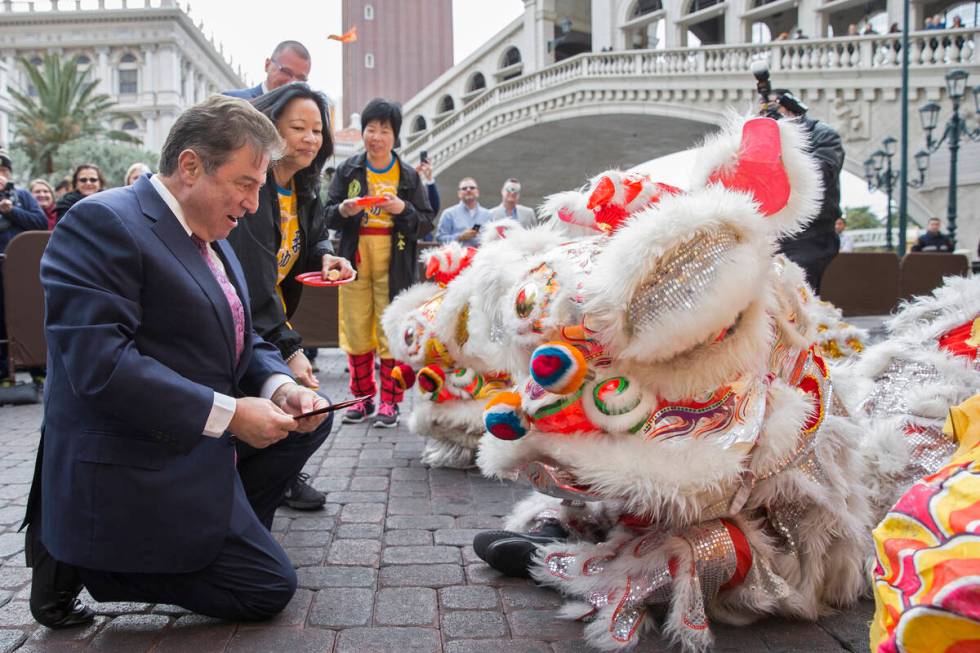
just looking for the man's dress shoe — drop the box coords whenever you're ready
[473,522,569,579]
[26,528,94,629]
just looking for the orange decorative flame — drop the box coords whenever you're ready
[328,27,358,43]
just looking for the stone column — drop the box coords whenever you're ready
[590,0,614,51]
[526,0,557,71]
[96,47,110,95]
[141,46,155,105]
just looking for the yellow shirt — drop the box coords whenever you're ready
[363,157,400,230]
[275,182,301,311]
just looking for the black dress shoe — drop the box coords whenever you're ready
[26,527,94,629]
[473,523,569,579]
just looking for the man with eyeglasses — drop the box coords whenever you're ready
[488,178,537,229]
[435,177,492,244]
[224,41,311,100]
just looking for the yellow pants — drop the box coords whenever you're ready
[339,234,391,358]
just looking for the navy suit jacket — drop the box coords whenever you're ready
[38,175,291,574]
[223,84,264,100]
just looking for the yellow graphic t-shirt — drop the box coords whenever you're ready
[275,182,302,311]
[362,157,400,230]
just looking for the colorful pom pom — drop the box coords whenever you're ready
[529,342,588,395]
[391,363,416,391]
[417,365,446,395]
[484,391,529,440]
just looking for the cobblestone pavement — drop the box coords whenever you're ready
[0,349,874,652]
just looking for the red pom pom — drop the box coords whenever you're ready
[417,365,447,394]
[391,363,416,391]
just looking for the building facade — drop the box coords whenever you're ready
[341,0,453,125]
[0,0,244,152]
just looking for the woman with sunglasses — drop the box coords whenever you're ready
[226,83,351,511]
[54,163,105,221]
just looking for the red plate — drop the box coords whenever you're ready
[354,196,387,207]
[294,271,356,287]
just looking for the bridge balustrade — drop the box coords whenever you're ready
[404,28,979,161]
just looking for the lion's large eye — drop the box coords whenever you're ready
[403,325,415,347]
[515,282,539,319]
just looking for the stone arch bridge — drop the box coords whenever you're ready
[402,29,980,250]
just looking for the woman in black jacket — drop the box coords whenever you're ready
[54,163,105,221]
[226,83,352,510]
[324,98,434,428]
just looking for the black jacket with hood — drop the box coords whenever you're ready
[226,170,334,359]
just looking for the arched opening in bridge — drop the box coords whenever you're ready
[823,0,886,37]
[623,0,666,48]
[437,95,455,115]
[924,0,980,26]
[463,72,487,104]
[750,21,772,43]
[498,47,523,81]
[411,115,427,134]
[681,0,726,46]
[550,6,593,62]
[745,0,800,42]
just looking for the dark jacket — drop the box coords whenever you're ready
[54,190,85,222]
[0,187,47,253]
[912,230,954,253]
[324,151,434,300]
[223,84,264,100]
[37,176,290,573]
[226,171,333,359]
[795,115,845,238]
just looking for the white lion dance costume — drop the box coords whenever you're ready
[472,116,878,652]
[381,114,977,651]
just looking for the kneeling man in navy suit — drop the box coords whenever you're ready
[25,95,332,627]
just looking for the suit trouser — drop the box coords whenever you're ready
[236,409,333,529]
[62,410,333,621]
[78,474,296,621]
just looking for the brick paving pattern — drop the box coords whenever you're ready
[0,350,873,652]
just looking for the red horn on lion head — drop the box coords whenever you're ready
[707,117,790,217]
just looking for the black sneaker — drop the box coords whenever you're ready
[281,472,325,510]
[372,402,399,428]
[342,399,375,424]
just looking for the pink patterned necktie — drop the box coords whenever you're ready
[191,235,244,364]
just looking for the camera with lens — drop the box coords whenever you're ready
[750,61,808,119]
[0,181,15,202]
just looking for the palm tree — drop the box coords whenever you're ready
[8,53,141,176]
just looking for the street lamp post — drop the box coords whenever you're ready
[918,69,980,249]
[864,137,929,251]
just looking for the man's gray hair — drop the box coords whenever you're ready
[159,95,284,176]
[271,40,311,62]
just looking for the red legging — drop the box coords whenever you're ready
[347,352,403,405]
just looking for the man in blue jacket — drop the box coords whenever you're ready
[25,96,330,628]
[224,41,311,100]
[0,149,47,379]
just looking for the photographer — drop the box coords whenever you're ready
[774,89,844,293]
[752,67,844,293]
[0,149,47,380]
[0,151,47,253]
